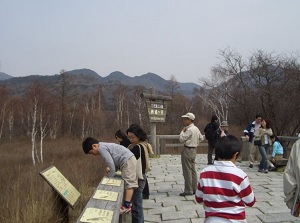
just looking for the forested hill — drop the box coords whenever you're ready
[0,68,200,98]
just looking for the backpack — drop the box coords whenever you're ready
[204,123,215,141]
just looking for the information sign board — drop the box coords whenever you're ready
[146,101,167,122]
[40,165,81,209]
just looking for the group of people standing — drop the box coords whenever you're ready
[243,114,284,173]
[203,113,284,174]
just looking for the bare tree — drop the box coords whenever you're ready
[164,75,182,134]
[196,49,232,120]
[204,47,300,135]
[131,86,146,125]
[7,109,14,139]
[0,85,11,140]
[114,84,127,128]
[54,70,75,137]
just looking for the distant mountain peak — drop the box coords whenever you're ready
[67,68,100,78]
[0,72,13,80]
[139,72,165,81]
[104,71,132,82]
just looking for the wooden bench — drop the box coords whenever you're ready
[76,176,130,223]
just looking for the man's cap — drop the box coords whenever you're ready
[181,112,195,120]
[220,121,229,127]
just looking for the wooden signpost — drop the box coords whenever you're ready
[40,166,81,222]
[140,90,172,154]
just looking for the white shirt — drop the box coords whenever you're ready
[179,123,204,147]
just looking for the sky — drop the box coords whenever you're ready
[1,0,300,83]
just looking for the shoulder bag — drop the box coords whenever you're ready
[136,145,146,189]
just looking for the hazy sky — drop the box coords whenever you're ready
[1,0,300,83]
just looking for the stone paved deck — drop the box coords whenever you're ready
[143,154,300,223]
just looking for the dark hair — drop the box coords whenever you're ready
[126,124,147,141]
[270,134,281,142]
[82,137,98,154]
[211,115,218,122]
[255,114,262,119]
[115,129,127,140]
[262,119,271,129]
[215,135,241,160]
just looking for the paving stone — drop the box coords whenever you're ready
[257,212,300,223]
[191,218,205,223]
[162,199,195,207]
[147,205,176,215]
[162,209,198,221]
[162,219,192,223]
[143,199,163,209]
[246,207,265,216]
[144,213,162,223]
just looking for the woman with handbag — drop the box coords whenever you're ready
[255,119,273,173]
[127,124,151,223]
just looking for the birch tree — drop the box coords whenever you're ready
[131,86,146,125]
[39,108,49,163]
[7,109,14,139]
[30,96,38,165]
[197,48,247,123]
[0,85,11,140]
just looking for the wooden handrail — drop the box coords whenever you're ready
[76,176,126,223]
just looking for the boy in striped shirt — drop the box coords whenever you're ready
[195,135,256,223]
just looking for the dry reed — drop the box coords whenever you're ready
[0,138,105,223]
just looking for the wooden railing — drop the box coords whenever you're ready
[155,135,208,154]
[76,176,128,223]
[277,136,299,158]
[155,135,300,160]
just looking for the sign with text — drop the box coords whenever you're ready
[40,166,81,209]
[146,101,167,122]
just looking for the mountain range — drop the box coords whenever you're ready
[0,69,200,98]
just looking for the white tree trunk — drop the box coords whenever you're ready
[8,110,14,139]
[39,109,49,163]
[0,104,6,140]
[31,98,38,165]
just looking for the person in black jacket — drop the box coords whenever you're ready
[204,115,219,165]
[243,114,262,168]
[212,121,229,162]
[115,129,131,148]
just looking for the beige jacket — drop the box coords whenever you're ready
[283,139,300,209]
[128,141,154,173]
[254,127,273,145]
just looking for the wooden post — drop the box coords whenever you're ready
[53,189,69,223]
[241,136,249,161]
[150,123,157,154]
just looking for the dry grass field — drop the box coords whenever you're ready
[0,138,106,223]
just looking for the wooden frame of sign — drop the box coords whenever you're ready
[40,165,81,209]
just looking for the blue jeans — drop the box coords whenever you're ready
[258,144,269,170]
[131,180,144,223]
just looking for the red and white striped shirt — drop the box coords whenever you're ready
[195,161,256,223]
